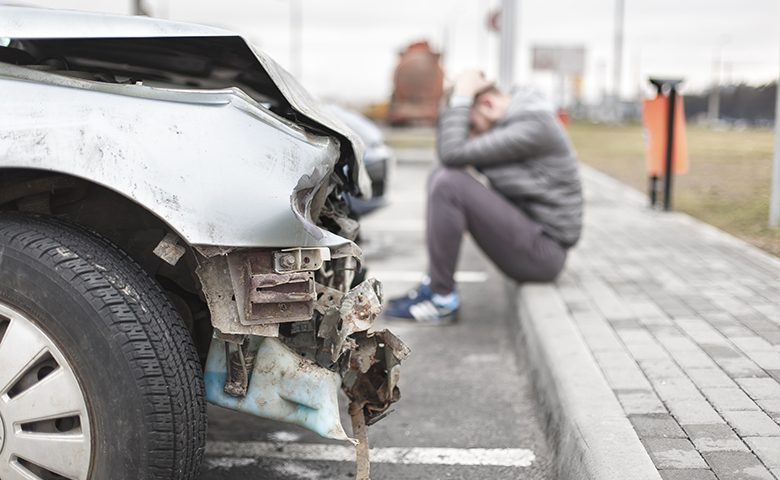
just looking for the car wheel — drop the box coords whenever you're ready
[0,213,206,480]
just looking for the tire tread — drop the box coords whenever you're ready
[0,214,206,480]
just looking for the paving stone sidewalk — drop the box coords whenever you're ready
[557,168,780,480]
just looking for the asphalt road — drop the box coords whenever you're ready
[199,150,553,480]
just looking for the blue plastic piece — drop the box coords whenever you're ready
[204,336,353,443]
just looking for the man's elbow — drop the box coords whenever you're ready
[437,149,463,166]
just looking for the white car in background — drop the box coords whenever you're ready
[0,6,407,480]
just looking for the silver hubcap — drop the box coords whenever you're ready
[0,411,5,453]
[0,303,92,480]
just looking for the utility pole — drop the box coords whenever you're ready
[477,2,488,70]
[498,0,517,91]
[131,0,149,16]
[770,45,780,226]
[612,0,625,119]
[707,53,721,124]
[290,0,303,80]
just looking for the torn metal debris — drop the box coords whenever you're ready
[318,278,383,364]
[192,170,407,476]
[201,249,410,479]
[223,341,256,398]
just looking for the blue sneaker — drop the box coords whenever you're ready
[385,283,460,325]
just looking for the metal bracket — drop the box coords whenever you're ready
[274,247,331,273]
[245,272,316,324]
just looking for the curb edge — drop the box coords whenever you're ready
[509,281,662,480]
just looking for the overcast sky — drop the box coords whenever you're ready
[24,0,780,105]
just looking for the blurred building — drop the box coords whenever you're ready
[387,41,443,126]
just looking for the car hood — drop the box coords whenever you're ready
[0,5,371,196]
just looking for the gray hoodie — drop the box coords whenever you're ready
[436,89,583,247]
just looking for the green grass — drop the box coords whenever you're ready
[568,122,780,257]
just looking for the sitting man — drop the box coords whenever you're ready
[385,70,583,324]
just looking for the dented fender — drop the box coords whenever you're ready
[0,65,349,249]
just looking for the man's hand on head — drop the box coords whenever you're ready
[453,69,492,98]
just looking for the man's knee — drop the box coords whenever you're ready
[428,167,469,201]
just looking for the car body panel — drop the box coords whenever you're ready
[0,64,348,248]
[0,5,372,250]
[0,5,370,195]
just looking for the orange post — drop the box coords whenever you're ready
[642,95,688,177]
[643,78,687,210]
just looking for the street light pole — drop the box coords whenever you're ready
[290,0,303,80]
[498,0,517,91]
[770,63,780,226]
[612,0,625,118]
[131,0,149,16]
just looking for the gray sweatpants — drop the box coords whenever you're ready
[427,167,567,294]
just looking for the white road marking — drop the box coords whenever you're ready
[206,442,536,468]
[205,456,257,469]
[271,461,323,479]
[268,431,303,443]
[462,353,504,365]
[371,270,489,283]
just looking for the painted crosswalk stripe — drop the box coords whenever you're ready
[206,442,535,468]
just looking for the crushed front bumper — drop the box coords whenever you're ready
[196,245,409,444]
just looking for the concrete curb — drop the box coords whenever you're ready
[509,282,662,480]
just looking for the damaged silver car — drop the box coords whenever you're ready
[0,6,407,480]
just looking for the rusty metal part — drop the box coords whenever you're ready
[197,242,410,479]
[193,245,235,258]
[273,247,330,273]
[316,277,410,428]
[342,329,410,426]
[214,330,245,344]
[246,272,316,324]
[153,232,186,266]
[196,249,334,335]
[317,279,382,364]
[194,253,279,337]
[328,279,383,362]
[224,341,257,397]
[350,405,371,480]
[340,279,383,332]
[314,284,345,315]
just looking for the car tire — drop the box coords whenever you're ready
[0,213,206,480]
